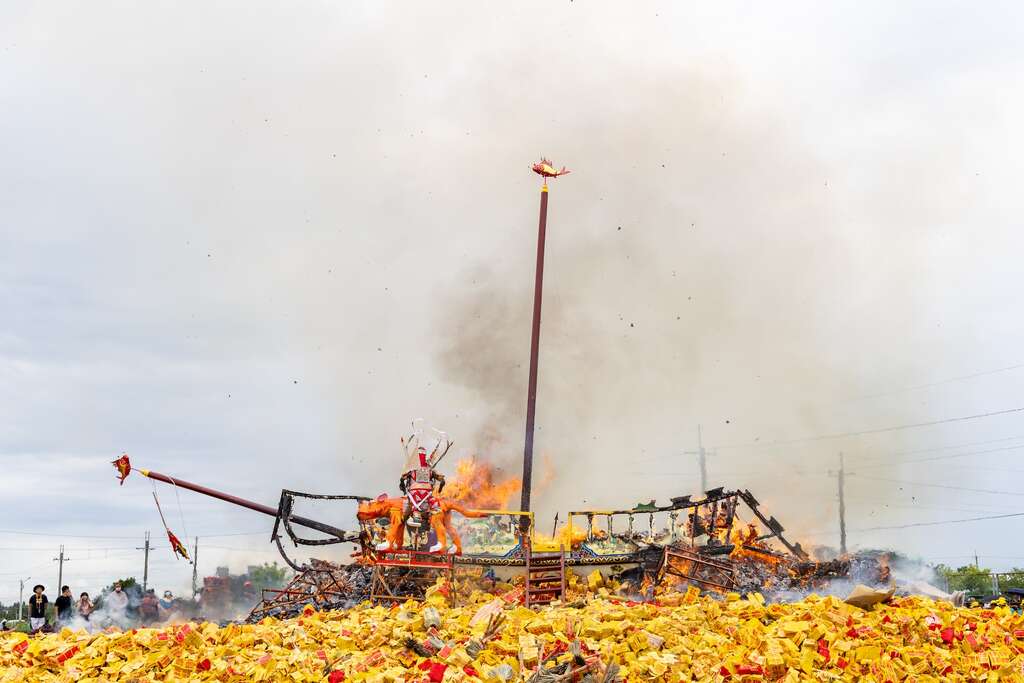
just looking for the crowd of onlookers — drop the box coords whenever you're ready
[14,582,185,633]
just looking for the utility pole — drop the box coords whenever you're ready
[52,545,70,591]
[191,537,200,599]
[137,531,151,592]
[975,551,980,569]
[520,174,552,516]
[838,453,847,556]
[828,453,848,556]
[17,577,30,621]
[698,425,707,492]
[684,425,710,492]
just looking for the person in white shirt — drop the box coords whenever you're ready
[105,582,129,625]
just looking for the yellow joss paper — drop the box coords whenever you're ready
[0,590,1018,681]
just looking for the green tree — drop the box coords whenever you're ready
[247,562,290,592]
[934,564,994,594]
[994,568,1024,591]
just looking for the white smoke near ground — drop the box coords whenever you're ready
[57,585,143,634]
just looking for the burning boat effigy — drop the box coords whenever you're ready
[108,447,888,620]
[0,444,981,682]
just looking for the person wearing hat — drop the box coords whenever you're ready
[27,584,48,632]
[159,590,181,620]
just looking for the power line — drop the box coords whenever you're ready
[201,545,285,553]
[842,494,1017,514]
[803,510,1024,536]
[926,555,1024,561]
[853,512,1024,532]
[852,444,1024,470]
[849,474,1024,497]
[848,363,1024,402]
[635,431,1024,467]
[0,529,268,540]
[718,406,1024,450]
[884,434,1024,458]
[0,545,138,552]
[0,529,139,539]
[938,465,1024,475]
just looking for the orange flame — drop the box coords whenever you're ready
[731,523,760,548]
[535,523,590,551]
[729,522,784,566]
[444,458,521,510]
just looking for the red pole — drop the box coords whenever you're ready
[140,468,278,516]
[520,183,549,514]
[138,468,351,539]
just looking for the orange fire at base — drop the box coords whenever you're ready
[443,458,521,510]
[730,522,785,566]
[534,523,591,552]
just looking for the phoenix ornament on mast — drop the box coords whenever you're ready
[531,158,571,182]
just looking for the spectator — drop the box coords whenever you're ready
[158,590,174,620]
[28,584,48,632]
[54,585,73,626]
[77,592,94,621]
[139,589,159,626]
[105,582,128,623]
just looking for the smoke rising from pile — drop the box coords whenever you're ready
[429,64,944,531]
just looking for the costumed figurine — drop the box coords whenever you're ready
[398,428,452,551]
[358,426,485,555]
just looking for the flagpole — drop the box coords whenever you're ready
[520,181,549,515]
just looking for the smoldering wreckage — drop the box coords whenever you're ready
[3,444,995,682]
[107,448,945,623]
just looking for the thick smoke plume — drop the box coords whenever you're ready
[429,65,918,532]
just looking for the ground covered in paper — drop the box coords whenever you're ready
[3,587,1023,681]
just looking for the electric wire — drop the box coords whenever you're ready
[718,406,1024,450]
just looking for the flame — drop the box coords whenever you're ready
[444,458,521,510]
[730,523,760,548]
[728,522,786,567]
[534,522,590,551]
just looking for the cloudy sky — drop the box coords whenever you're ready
[3,1,1024,601]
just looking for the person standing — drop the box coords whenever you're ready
[27,585,48,632]
[157,590,174,621]
[105,582,128,625]
[139,589,159,626]
[77,592,94,621]
[54,586,73,626]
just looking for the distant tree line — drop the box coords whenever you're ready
[934,564,1024,595]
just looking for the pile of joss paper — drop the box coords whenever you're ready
[4,576,1024,682]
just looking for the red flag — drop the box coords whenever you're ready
[111,454,132,485]
[167,529,190,560]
